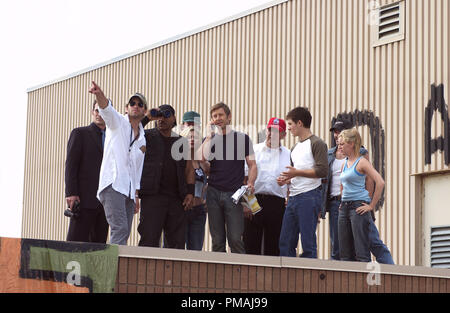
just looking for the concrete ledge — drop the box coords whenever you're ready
[118,245,282,267]
[281,256,450,279]
[118,245,450,279]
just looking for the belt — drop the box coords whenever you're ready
[341,200,369,205]
[255,194,285,200]
[328,195,341,202]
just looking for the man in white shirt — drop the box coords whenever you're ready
[89,81,147,245]
[279,107,328,258]
[243,118,291,256]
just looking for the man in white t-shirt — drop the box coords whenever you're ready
[279,107,328,258]
[89,81,147,246]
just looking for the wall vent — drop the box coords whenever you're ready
[379,3,401,39]
[372,1,405,47]
[430,225,450,269]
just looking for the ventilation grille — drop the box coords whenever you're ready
[378,3,401,39]
[372,1,405,47]
[431,226,450,269]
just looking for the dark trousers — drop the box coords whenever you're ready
[66,205,109,243]
[243,194,286,256]
[138,194,186,249]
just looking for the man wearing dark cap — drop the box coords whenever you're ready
[89,82,147,246]
[137,104,195,249]
[320,119,354,259]
[320,119,394,264]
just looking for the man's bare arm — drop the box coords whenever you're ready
[245,156,257,194]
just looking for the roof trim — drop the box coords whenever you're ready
[27,0,288,93]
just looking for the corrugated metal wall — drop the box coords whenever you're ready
[23,0,450,266]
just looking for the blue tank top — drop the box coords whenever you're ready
[340,156,371,202]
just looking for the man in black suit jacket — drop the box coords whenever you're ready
[65,101,109,243]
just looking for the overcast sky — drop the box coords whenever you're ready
[0,0,275,238]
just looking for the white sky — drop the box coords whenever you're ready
[0,0,274,238]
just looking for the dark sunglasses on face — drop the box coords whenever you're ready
[129,101,144,108]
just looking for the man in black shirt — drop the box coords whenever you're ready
[138,104,195,248]
[200,102,257,253]
[65,101,109,243]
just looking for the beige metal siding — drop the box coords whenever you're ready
[23,0,450,266]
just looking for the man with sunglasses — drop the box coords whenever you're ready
[65,100,109,243]
[89,81,147,246]
[137,104,195,249]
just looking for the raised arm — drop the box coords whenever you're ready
[198,120,215,162]
[89,81,108,109]
[89,81,123,130]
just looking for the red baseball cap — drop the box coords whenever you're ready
[267,117,286,132]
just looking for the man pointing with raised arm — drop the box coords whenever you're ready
[89,81,147,245]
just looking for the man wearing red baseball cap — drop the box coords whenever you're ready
[243,117,291,256]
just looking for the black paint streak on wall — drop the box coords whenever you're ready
[425,84,450,165]
[331,110,385,209]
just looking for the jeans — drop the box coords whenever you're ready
[206,186,245,253]
[98,185,135,246]
[338,200,372,262]
[369,221,395,264]
[327,199,340,260]
[331,199,394,264]
[330,199,394,264]
[185,204,207,251]
[279,187,322,258]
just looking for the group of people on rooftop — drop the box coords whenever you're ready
[64,81,393,264]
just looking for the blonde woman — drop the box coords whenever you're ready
[180,126,209,250]
[337,128,385,262]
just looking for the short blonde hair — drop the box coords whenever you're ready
[179,126,194,138]
[339,128,362,156]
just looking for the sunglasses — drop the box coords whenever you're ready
[129,100,144,108]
